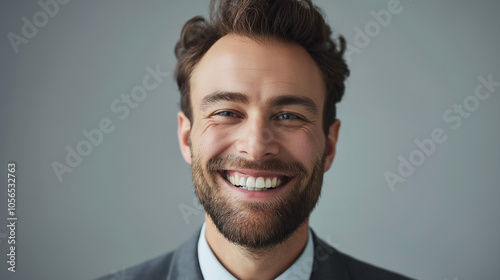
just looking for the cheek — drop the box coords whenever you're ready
[195,125,233,159]
[279,129,325,162]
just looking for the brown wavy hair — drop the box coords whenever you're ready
[174,0,350,135]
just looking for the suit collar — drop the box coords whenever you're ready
[167,227,349,280]
[166,228,204,280]
[309,229,350,280]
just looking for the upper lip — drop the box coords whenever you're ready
[223,169,291,178]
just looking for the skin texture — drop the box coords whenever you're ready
[177,34,340,280]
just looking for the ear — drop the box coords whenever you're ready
[177,111,192,164]
[323,119,340,172]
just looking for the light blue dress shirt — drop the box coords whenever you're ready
[198,223,314,280]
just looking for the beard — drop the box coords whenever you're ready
[191,148,326,252]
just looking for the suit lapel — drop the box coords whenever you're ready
[310,229,350,280]
[168,227,350,280]
[166,228,204,280]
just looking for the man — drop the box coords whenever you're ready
[98,0,412,279]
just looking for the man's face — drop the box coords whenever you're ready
[178,34,340,250]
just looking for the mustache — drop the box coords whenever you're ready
[206,154,307,177]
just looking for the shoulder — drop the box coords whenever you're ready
[311,230,414,280]
[336,251,414,280]
[95,251,175,280]
[95,229,203,280]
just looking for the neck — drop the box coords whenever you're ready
[204,214,309,280]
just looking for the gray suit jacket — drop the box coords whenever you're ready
[96,228,413,279]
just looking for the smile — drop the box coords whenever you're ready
[221,170,290,191]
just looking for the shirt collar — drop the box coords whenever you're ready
[197,222,314,280]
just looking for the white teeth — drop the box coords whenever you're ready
[265,178,272,188]
[255,177,265,189]
[246,177,255,187]
[225,172,287,191]
[246,177,255,190]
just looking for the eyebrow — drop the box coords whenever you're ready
[269,95,319,115]
[200,91,249,110]
[200,91,319,115]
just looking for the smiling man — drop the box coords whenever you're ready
[181,34,334,279]
[97,0,412,279]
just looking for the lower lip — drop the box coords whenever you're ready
[219,173,291,200]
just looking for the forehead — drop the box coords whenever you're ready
[190,34,326,109]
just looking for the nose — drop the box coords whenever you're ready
[235,116,279,161]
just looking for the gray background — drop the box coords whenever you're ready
[1,0,499,279]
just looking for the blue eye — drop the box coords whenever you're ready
[277,113,299,120]
[216,111,238,117]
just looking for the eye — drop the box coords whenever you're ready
[215,111,239,118]
[275,113,301,120]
